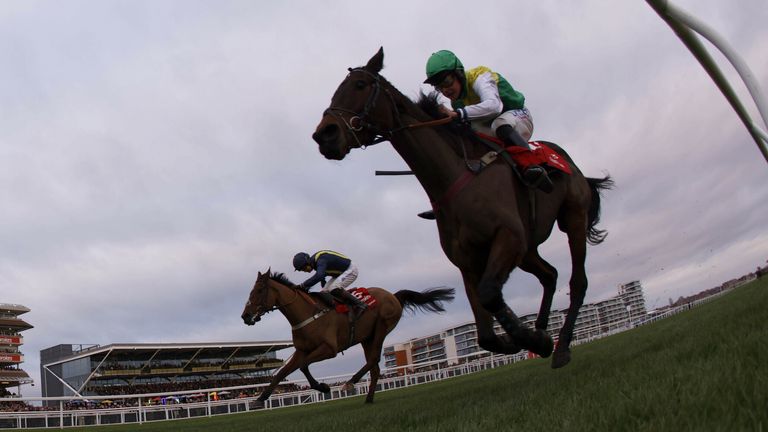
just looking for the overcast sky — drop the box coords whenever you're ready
[2,1,766,397]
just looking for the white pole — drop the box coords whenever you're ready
[646,0,768,163]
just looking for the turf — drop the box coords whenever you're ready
[71,277,768,431]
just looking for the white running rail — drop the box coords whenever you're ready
[646,0,768,163]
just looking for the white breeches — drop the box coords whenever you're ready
[322,263,358,292]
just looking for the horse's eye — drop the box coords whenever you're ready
[355,80,367,90]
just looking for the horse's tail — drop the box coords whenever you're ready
[586,175,614,246]
[394,287,455,314]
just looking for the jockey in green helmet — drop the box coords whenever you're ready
[419,50,553,219]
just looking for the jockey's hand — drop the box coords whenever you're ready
[438,105,456,119]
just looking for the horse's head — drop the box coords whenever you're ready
[313,47,396,160]
[241,269,275,326]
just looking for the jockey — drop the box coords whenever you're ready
[419,50,553,219]
[293,250,367,319]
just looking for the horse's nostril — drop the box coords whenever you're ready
[313,124,339,144]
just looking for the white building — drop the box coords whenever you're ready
[385,281,648,369]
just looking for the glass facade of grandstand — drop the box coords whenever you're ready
[385,281,647,369]
[39,342,292,404]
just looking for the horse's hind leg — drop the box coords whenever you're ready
[553,209,589,368]
[520,250,558,332]
[343,325,388,403]
[299,365,330,394]
[361,339,383,404]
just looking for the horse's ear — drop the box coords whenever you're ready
[257,271,262,278]
[365,47,384,73]
[266,267,271,277]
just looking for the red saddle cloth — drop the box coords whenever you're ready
[335,288,378,314]
[508,141,572,174]
[476,133,572,174]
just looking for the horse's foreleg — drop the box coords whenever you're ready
[257,345,336,402]
[257,351,304,402]
[462,272,520,354]
[299,365,330,394]
[477,229,553,358]
[520,251,558,331]
[553,214,589,369]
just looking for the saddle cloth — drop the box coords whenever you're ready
[507,141,572,174]
[335,288,378,313]
[475,132,572,174]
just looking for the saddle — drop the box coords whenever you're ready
[309,288,378,313]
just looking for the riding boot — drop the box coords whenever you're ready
[495,125,553,193]
[331,288,368,321]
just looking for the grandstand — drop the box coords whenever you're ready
[0,303,33,398]
[39,341,292,405]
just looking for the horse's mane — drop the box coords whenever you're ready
[415,91,444,119]
[415,90,480,150]
[269,271,296,287]
[374,70,478,156]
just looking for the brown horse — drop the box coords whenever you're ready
[312,48,612,369]
[241,269,454,403]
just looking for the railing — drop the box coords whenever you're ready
[0,352,525,430]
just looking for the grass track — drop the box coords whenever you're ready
[73,278,768,431]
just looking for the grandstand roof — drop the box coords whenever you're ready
[0,318,33,331]
[0,304,30,316]
[41,341,293,368]
[0,369,32,388]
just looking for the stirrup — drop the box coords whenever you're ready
[417,210,436,220]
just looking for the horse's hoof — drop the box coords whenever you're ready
[317,383,331,394]
[365,397,374,404]
[532,330,554,358]
[551,350,571,369]
[514,329,552,358]
[342,383,355,392]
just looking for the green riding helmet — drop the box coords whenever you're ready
[424,50,464,85]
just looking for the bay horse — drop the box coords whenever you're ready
[241,269,454,403]
[312,48,612,368]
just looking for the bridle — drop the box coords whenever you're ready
[322,67,396,148]
[245,276,300,320]
[323,67,456,149]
